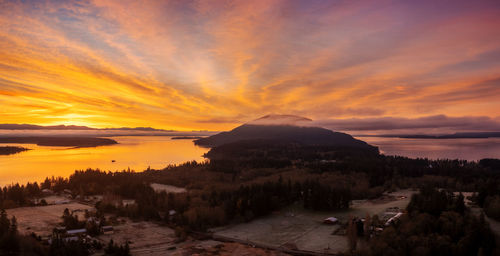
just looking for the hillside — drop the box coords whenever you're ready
[194,115,376,150]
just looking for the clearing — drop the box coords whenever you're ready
[7,203,94,237]
[212,189,417,254]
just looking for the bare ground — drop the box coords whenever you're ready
[6,203,94,236]
[212,189,417,254]
[95,220,288,256]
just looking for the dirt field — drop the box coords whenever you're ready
[96,220,287,256]
[212,189,417,254]
[7,203,94,236]
[173,240,290,256]
[150,183,187,193]
[97,220,177,255]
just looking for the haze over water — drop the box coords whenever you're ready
[358,136,500,161]
[0,136,208,186]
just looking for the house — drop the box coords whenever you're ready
[385,212,403,226]
[122,199,135,206]
[168,210,177,222]
[64,236,79,242]
[66,228,87,237]
[102,226,114,235]
[41,189,53,195]
[55,199,70,205]
[323,217,338,225]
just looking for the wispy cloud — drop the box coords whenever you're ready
[314,115,500,133]
[0,0,499,130]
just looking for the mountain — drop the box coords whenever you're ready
[194,115,376,150]
[0,124,173,132]
[0,124,95,130]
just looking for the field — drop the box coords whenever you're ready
[97,220,177,255]
[6,203,94,237]
[212,189,417,254]
[97,220,286,256]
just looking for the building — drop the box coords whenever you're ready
[385,212,403,226]
[323,217,338,225]
[66,228,87,237]
[102,226,114,235]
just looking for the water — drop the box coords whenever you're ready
[2,135,499,185]
[357,136,500,161]
[0,136,208,186]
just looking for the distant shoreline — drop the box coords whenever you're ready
[171,136,205,140]
[0,146,30,155]
[356,132,500,139]
[0,136,118,147]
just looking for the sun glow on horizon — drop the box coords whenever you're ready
[1,0,500,131]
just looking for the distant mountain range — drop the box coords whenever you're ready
[361,132,500,139]
[195,114,376,150]
[0,124,173,131]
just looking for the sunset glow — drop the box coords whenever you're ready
[1,0,500,130]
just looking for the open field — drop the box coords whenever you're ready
[212,189,417,254]
[172,240,290,256]
[97,220,177,255]
[6,203,94,236]
[96,220,287,256]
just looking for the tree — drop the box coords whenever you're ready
[0,209,10,235]
[347,215,358,252]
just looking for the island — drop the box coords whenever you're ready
[0,146,30,155]
[0,137,118,147]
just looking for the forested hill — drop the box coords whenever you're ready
[195,124,376,150]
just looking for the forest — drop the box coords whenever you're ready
[358,187,496,256]
[0,140,499,254]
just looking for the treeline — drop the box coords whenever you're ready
[0,182,43,209]
[0,209,46,255]
[476,178,500,221]
[89,173,351,231]
[358,187,497,256]
[204,140,500,219]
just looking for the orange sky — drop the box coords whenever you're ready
[1,0,500,131]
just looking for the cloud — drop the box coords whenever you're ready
[0,0,499,130]
[313,115,500,132]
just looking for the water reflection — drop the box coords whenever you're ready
[0,136,208,185]
[2,136,499,186]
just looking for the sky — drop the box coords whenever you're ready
[1,0,500,132]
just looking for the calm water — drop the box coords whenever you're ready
[0,136,208,185]
[1,135,499,185]
[357,136,500,161]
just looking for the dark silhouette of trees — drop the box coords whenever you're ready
[360,188,497,256]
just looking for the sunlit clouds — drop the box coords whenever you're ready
[1,0,500,130]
